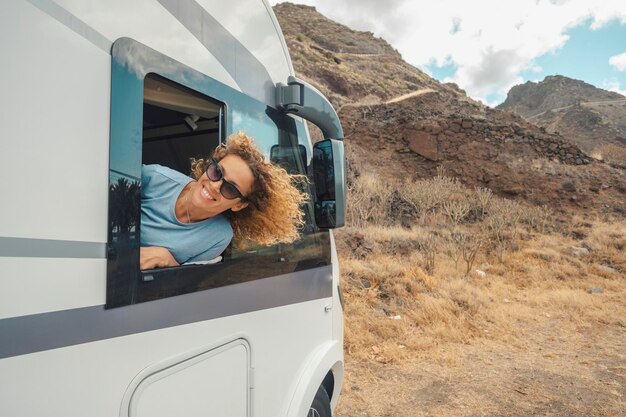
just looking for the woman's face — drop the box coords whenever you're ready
[189,154,254,219]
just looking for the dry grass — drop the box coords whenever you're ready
[335,172,626,416]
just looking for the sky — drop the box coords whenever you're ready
[270,0,626,107]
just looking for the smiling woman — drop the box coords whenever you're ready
[140,131,307,270]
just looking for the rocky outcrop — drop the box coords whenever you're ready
[405,129,439,161]
[497,75,626,163]
[497,75,624,117]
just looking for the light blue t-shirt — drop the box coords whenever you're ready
[141,164,233,264]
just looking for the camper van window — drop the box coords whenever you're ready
[106,39,330,309]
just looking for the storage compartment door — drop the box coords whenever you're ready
[129,339,250,417]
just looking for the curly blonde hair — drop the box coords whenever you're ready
[190,131,307,246]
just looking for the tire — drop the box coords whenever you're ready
[308,385,332,417]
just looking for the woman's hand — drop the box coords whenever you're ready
[140,246,180,270]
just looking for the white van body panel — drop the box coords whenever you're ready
[0,299,333,417]
[0,0,110,243]
[54,0,239,88]
[54,0,293,102]
[0,257,105,319]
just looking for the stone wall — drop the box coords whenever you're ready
[404,115,591,165]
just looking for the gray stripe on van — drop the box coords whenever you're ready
[0,237,106,259]
[0,265,332,359]
[26,0,112,54]
[157,0,273,103]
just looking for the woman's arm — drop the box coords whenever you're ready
[140,246,180,270]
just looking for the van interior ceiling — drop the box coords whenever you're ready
[142,73,223,174]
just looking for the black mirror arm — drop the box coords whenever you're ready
[276,76,344,141]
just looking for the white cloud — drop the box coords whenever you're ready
[271,0,626,105]
[609,51,626,71]
[587,0,626,28]
[603,79,626,97]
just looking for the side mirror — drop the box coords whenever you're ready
[276,76,346,229]
[312,139,345,228]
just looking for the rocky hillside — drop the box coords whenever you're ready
[273,2,463,109]
[497,75,626,162]
[273,3,626,214]
[498,75,624,115]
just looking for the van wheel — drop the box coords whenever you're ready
[308,385,331,417]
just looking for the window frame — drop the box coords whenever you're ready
[106,38,330,309]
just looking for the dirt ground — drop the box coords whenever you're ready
[335,291,626,417]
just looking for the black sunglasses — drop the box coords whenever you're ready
[205,159,247,201]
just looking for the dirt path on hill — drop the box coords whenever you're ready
[385,89,435,104]
[335,296,626,417]
[338,88,436,112]
[526,99,626,120]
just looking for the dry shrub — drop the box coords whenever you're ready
[483,198,523,262]
[471,186,492,220]
[593,143,626,165]
[443,200,471,226]
[460,234,483,276]
[418,232,438,274]
[346,172,395,228]
[443,229,484,275]
[398,174,465,216]
[520,204,553,233]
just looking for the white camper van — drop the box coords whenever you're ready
[0,1,345,416]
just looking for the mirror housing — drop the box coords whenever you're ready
[312,139,345,228]
[276,76,345,229]
[276,76,344,140]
